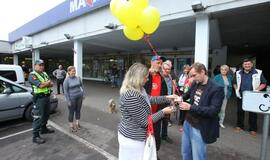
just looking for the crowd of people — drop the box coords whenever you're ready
[117,56,267,160]
[27,56,267,160]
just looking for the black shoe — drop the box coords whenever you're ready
[40,127,55,134]
[33,136,46,144]
[162,136,173,144]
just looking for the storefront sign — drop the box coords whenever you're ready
[9,0,110,42]
[14,36,32,51]
[70,0,97,13]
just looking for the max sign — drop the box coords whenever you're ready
[70,0,97,13]
[242,91,270,114]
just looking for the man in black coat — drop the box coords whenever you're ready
[144,55,168,155]
[178,62,224,160]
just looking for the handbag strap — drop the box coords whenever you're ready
[147,115,154,137]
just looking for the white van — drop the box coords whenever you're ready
[0,64,25,84]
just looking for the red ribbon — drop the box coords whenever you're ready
[147,115,154,137]
[144,35,181,96]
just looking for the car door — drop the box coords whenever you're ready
[0,80,28,121]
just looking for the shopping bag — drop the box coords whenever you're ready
[143,116,157,160]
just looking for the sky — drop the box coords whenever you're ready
[0,0,65,41]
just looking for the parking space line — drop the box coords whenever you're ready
[0,128,32,140]
[48,120,117,160]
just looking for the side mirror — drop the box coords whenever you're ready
[3,88,13,94]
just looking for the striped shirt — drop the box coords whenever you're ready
[118,89,170,141]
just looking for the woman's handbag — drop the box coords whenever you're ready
[143,115,157,160]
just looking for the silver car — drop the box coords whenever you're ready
[0,76,58,122]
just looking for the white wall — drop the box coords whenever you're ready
[0,41,11,53]
[10,0,270,51]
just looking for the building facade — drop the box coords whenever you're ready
[0,0,269,83]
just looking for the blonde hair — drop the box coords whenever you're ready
[220,65,229,72]
[67,66,76,77]
[120,63,148,94]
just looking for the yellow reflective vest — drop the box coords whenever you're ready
[31,71,51,94]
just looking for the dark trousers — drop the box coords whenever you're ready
[154,119,162,151]
[161,117,169,138]
[237,98,257,131]
[32,96,50,136]
[179,110,187,125]
[68,96,83,122]
[56,78,64,94]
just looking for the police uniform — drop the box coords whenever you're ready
[28,59,54,144]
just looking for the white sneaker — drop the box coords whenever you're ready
[219,123,225,128]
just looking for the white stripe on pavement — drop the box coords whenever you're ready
[48,120,118,160]
[0,128,32,140]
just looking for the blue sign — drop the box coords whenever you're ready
[8,0,110,42]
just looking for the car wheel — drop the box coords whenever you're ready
[24,105,33,121]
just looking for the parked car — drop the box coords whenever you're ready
[0,64,25,84]
[0,76,58,122]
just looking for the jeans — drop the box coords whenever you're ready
[111,76,118,87]
[181,121,206,160]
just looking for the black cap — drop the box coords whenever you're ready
[34,59,44,65]
[159,56,167,62]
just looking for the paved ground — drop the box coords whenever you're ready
[1,80,269,160]
[0,120,107,160]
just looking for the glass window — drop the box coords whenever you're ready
[0,71,17,82]
[0,80,26,94]
[0,80,7,94]
[11,85,26,93]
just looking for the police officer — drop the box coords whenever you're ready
[28,59,55,144]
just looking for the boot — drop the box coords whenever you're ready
[40,127,55,134]
[32,133,45,144]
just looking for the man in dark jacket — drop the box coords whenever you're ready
[178,62,224,160]
[144,55,168,155]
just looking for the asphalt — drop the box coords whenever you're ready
[0,122,107,160]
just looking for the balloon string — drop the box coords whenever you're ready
[144,35,158,56]
[169,75,181,96]
[143,35,181,96]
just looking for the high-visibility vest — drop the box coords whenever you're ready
[31,71,51,94]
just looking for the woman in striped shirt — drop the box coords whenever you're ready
[118,63,177,160]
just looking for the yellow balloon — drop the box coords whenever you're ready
[116,0,140,28]
[110,0,120,17]
[139,6,160,34]
[123,26,144,41]
[130,0,148,10]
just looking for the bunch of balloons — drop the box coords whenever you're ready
[110,0,160,41]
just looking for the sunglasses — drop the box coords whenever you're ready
[156,61,161,65]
